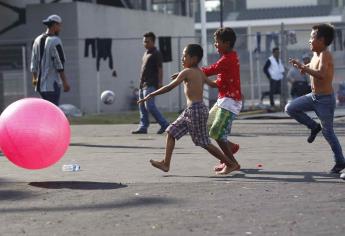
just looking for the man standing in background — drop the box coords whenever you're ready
[261,47,285,107]
[132,32,169,134]
[31,14,70,106]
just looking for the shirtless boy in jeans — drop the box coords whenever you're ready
[286,23,345,174]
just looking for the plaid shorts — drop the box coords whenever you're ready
[208,104,236,141]
[167,101,211,148]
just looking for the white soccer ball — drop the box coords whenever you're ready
[101,90,115,105]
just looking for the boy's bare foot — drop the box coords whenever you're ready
[150,159,169,172]
[213,143,240,171]
[214,163,226,171]
[216,164,240,175]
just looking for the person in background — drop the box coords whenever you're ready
[31,14,70,106]
[261,47,285,107]
[287,55,311,99]
[132,32,169,134]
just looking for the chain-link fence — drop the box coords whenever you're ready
[0,36,201,113]
[1,26,345,113]
[231,25,345,109]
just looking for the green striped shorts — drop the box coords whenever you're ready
[208,104,236,141]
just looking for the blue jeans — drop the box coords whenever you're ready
[138,86,169,131]
[39,82,61,106]
[285,93,345,165]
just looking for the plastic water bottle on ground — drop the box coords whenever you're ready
[62,164,80,172]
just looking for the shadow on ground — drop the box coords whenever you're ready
[28,181,127,190]
[0,196,179,213]
[70,143,165,149]
[163,169,342,183]
[0,190,35,201]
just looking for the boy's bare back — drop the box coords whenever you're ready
[182,67,206,106]
[309,50,334,95]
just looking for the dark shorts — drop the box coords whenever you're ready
[167,101,211,148]
[39,81,61,106]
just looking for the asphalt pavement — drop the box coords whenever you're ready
[0,114,345,236]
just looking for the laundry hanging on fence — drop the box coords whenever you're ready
[265,32,279,52]
[255,32,261,53]
[287,30,297,45]
[158,36,172,62]
[84,38,114,71]
[84,38,96,58]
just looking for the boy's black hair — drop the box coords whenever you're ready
[312,23,334,46]
[272,47,280,53]
[143,32,156,42]
[185,44,203,63]
[214,27,236,48]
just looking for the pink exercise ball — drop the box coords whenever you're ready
[0,98,70,169]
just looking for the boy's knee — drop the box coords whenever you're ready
[167,132,175,140]
[321,125,333,137]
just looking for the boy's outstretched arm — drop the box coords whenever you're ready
[138,69,188,104]
[170,72,179,80]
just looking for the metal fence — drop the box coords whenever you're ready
[1,25,345,112]
[233,25,345,109]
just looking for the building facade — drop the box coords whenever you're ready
[0,0,195,113]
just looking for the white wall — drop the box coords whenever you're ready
[1,1,196,114]
[246,0,317,9]
[76,2,195,113]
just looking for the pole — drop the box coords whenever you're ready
[200,0,207,66]
[177,37,182,111]
[256,50,261,100]
[220,0,223,28]
[280,22,288,110]
[145,0,151,11]
[200,0,209,107]
[97,71,100,114]
[248,25,255,101]
[22,46,28,97]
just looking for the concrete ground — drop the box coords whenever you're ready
[0,116,345,236]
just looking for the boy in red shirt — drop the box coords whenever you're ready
[202,27,242,173]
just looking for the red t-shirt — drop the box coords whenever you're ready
[202,51,242,101]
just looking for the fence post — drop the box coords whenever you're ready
[22,46,28,97]
[177,37,182,111]
[280,22,288,110]
[96,71,100,114]
[255,50,262,100]
[0,72,3,112]
[200,0,209,108]
[248,25,255,102]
